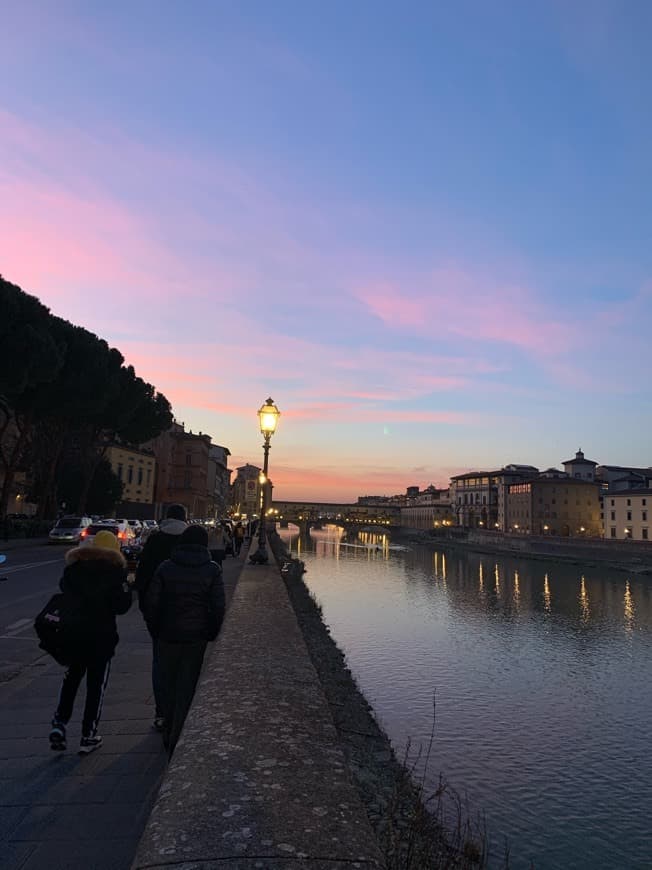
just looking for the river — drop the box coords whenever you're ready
[278,525,652,870]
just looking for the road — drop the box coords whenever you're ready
[0,543,66,684]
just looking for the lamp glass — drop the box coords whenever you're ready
[258,398,280,435]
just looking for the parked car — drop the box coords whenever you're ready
[48,516,92,544]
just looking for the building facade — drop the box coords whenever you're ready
[450,471,501,528]
[604,490,651,541]
[505,478,601,536]
[231,464,263,518]
[106,444,156,516]
[146,422,213,519]
[207,445,232,518]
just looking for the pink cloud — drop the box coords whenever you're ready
[357,266,578,357]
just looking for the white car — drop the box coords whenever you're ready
[83,520,135,546]
[48,516,92,544]
[127,519,143,536]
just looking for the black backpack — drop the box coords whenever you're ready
[34,592,88,665]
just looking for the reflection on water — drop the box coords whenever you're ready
[280,525,652,870]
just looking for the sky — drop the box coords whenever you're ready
[1,1,651,501]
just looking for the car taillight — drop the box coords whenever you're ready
[119,531,126,540]
[81,529,88,537]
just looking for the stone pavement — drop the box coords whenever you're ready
[132,557,385,870]
[0,550,245,870]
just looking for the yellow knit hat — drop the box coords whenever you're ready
[93,530,121,551]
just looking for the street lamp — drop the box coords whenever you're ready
[250,398,281,564]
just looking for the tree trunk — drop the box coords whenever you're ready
[0,411,31,520]
[77,427,107,515]
[30,418,68,520]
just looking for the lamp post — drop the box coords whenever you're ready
[250,398,281,564]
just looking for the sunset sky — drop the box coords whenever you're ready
[2,2,651,501]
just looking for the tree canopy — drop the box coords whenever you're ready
[0,275,173,518]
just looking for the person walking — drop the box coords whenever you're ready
[48,530,132,754]
[233,521,245,556]
[209,521,228,565]
[143,524,225,758]
[134,503,188,731]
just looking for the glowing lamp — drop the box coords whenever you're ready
[258,397,281,436]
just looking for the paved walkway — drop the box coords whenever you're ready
[133,555,385,869]
[0,548,245,870]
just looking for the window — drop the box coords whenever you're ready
[186,454,192,466]
[643,529,649,540]
[643,499,647,506]
[627,498,631,506]
[610,511,615,521]
[147,468,152,485]
[627,511,632,521]
[552,498,556,504]
[611,499,615,507]
[127,467,133,484]
[117,463,123,481]
[643,512,648,522]
[137,468,143,485]
[610,528,616,538]
[184,471,192,489]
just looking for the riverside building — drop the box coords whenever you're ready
[604,490,651,541]
[505,477,602,536]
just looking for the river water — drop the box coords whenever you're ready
[278,525,652,870]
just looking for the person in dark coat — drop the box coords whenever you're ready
[134,503,187,730]
[233,521,245,556]
[143,524,225,758]
[49,530,132,754]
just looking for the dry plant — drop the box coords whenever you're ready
[379,695,509,870]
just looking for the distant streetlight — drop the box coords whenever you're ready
[250,398,281,564]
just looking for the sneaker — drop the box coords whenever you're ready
[78,736,103,755]
[153,716,165,732]
[49,723,66,751]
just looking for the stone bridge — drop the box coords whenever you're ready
[271,499,400,535]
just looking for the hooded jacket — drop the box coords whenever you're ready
[134,518,187,610]
[60,545,132,657]
[143,543,225,644]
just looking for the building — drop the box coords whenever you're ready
[450,471,501,528]
[596,465,652,492]
[496,465,539,531]
[604,490,651,541]
[231,464,263,517]
[106,444,156,516]
[505,478,601,536]
[400,487,453,530]
[146,422,213,519]
[563,448,598,481]
[207,445,232,517]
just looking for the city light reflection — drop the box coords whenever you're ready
[624,580,635,634]
[543,573,551,612]
[579,576,590,623]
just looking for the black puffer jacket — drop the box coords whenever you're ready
[143,544,225,643]
[134,518,187,611]
[60,545,132,657]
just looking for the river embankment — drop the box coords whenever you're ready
[394,527,652,576]
[269,530,492,869]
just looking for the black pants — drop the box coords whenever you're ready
[158,639,207,758]
[54,655,112,738]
